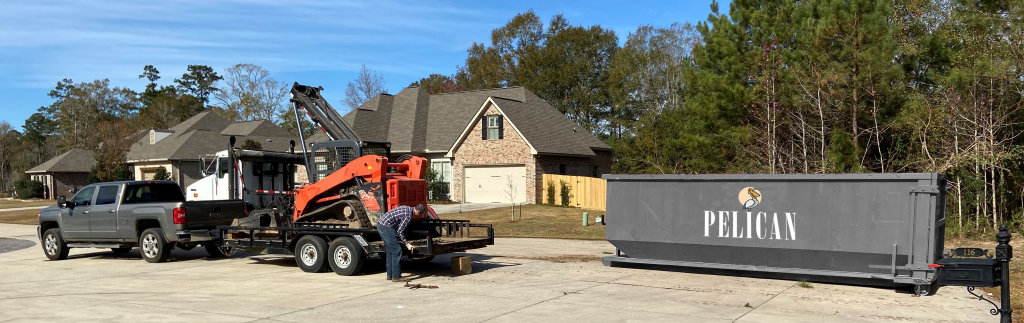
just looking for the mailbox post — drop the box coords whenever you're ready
[996,225,1013,323]
[934,225,1013,322]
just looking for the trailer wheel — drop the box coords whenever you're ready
[328,237,365,276]
[914,282,937,296]
[295,235,329,273]
[140,228,171,263]
[204,242,237,258]
[41,228,69,260]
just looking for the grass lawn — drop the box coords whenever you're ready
[444,204,606,240]
[0,200,54,209]
[0,209,40,225]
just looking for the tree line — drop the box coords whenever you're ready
[1,0,1020,237]
[414,1,1023,236]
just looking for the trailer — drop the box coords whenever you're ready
[601,173,947,295]
[218,218,494,274]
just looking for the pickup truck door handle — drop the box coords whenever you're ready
[82,210,90,214]
[108,209,116,213]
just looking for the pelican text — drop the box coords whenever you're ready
[703,211,796,240]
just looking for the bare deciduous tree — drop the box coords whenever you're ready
[504,175,518,221]
[215,64,289,123]
[343,65,387,110]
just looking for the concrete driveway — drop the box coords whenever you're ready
[0,223,995,323]
[429,202,512,215]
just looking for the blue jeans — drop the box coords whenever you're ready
[376,224,402,279]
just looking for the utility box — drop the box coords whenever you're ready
[601,173,947,294]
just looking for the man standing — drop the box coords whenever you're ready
[377,204,425,282]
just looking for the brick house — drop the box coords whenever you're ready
[341,86,613,203]
[24,149,96,199]
[126,112,298,188]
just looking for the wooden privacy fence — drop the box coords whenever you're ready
[540,174,606,210]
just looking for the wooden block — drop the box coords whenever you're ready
[451,256,472,275]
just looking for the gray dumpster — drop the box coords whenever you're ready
[601,173,946,295]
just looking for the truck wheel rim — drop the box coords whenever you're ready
[44,234,57,255]
[219,244,234,256]
[335,246,351,268]
[142,234,158,258]
[300,243,317,266]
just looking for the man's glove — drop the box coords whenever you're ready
[404,242,416,250]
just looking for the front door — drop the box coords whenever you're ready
[60,186,96,240]
[89,185,121,239]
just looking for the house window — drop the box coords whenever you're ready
[431,161,451,183]
[592,166,600,177]
[559,164,567,175]
[487,116,500,140]
[429,160,452,200]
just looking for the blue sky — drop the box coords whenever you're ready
[0,0,722,131]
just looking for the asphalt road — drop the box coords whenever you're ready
[0,223,996,322]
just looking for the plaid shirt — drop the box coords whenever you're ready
[378,205,414,242]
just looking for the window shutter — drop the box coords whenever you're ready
[497,115,504,139]
[481,117,487,140]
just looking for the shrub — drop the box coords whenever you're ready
[242,139,263,150]
[425,167,449,201]
[153,167,170,181]
[546,181,556,205]
[14,179,43,199]
[559,179,573,207]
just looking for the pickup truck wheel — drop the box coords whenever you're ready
[295,235,329,273]
[42,228,69,260]
[110,248,132,254]
[204,243,237,258]
[140,228,171,263]
[328,237,365,276]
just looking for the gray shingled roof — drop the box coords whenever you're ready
[26,149,95,173]
[339,86,607,156]
[127,112,299,162]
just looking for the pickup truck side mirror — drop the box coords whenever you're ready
[56,196,67,209]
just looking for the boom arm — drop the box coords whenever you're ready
[290,82,360,141]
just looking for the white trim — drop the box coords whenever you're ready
[444,97,538,158]
[391,149,451,154]
[127,158,200,163]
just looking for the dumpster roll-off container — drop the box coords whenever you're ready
[602,173,946,295]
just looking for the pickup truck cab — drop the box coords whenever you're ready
[38,181,245,263]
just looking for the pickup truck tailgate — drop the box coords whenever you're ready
[181,200,245,228]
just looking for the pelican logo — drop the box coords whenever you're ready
[738,187,762,210]
[703,187,796,241]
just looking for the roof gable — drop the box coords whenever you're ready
[26,149,95,173]
[340,86,609,156]
[445,97,538,158]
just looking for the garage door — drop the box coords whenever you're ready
[464,165,527,203]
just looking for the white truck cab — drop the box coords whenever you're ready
[186,149,300,204]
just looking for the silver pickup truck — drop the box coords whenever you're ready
[38,180,245,263]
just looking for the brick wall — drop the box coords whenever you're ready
[52,172,89,199]
[175,161,204,189]
[452,102,538,203]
